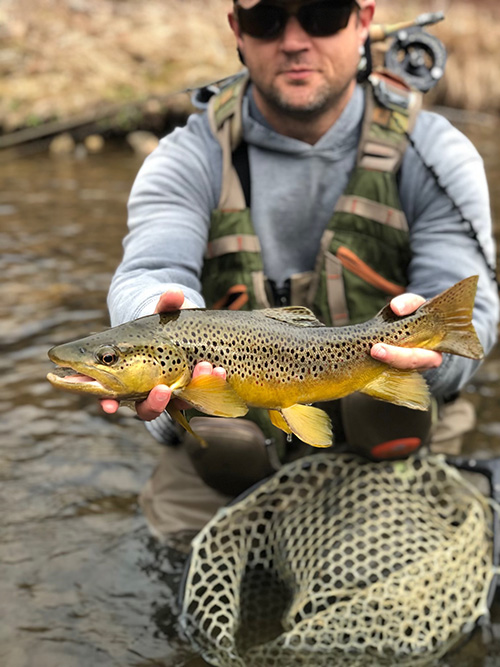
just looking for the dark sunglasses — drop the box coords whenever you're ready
[235,0,358,40]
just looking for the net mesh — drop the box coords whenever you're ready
[180,454,495,667]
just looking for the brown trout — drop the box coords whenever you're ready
[47,276,483,447]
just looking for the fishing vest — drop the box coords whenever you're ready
[202,70,422,326]
[197,71,423,448]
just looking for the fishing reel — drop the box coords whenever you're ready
[366,11,447,93]
[385,25,447,93]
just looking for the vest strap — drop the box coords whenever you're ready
[335,195,408,231]
[216,121,247,211]
[358,71,422,173]
[325,251,350,326]
[306,230,350,325]
[358,141,405,172]
[252,271,272,308]
[208,72,250,211]
[205,234,262,260]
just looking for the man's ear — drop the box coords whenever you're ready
[228,10,246,64]
[228,11,241,39]
[357,1,375,46]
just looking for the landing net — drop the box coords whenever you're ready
[180,454,494,667]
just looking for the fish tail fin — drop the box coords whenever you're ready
[423,275,484,359]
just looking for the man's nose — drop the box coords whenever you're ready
[279,15,312,51]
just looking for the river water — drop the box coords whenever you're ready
[1,118,499,667]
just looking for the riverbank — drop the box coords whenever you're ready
[0,0,499,141]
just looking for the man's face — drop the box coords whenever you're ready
[229,0,375,122]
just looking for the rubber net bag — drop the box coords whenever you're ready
[180,454,495,667]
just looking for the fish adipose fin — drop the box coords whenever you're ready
[175,374,248,418]
[166,403,208,448]
[259,306,325,328]
[361,367,431,411]
[270,405,333,448]
[419,275,484,359]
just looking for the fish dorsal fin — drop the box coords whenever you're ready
[258,306,325,328]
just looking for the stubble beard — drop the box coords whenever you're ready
[256,76,355,122]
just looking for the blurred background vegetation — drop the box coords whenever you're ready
[0,0,499,136]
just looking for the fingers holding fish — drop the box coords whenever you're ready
[154,288,198,314]
[136,384,174,421]
[388,292,426,317]
[371,343,443,371]
[135,362,227,421]
[192,361,227,381]
[100,398,120,414]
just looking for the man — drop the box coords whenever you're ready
[103,0,498,537]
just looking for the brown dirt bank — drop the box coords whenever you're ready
[0,0,499,139]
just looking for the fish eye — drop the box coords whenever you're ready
[96,346,119,366]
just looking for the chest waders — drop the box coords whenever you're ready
[181,73,449,498]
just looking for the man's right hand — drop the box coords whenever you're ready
[100,289,226,421]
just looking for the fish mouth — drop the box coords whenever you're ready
[46,365,126,398]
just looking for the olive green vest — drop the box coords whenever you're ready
[202,70,421,325]
[199,71,422,443]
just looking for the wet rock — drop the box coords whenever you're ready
[84,134,105,153]
[126,131,159,157]
[49,133,76,155]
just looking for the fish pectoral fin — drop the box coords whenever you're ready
[280,405,333,448]
[174,374,248,418]
[166,404,207,448]
[268,409,292,434]
[360,367,430,411]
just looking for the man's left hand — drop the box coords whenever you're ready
[370,293,443,371]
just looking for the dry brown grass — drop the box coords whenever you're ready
[0,0,499,133]
[0,0,240,132]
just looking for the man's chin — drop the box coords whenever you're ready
[271,89,331,118]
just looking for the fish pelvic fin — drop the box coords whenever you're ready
[275,405,333,448]
[166,404,207,448]
[174,374,248,418]
[420,275,484,359]
[361,367,430,411]
[269,409,292,434]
